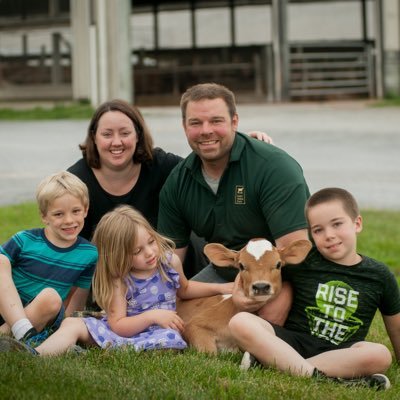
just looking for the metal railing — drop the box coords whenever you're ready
[0,41,375,103]
[289,41,375,100]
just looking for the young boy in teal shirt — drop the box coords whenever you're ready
[0,171,98,345]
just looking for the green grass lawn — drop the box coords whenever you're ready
[0,203,399,399]
[0,96,398,121]
[372,95,400,107]
[0,102,94,120]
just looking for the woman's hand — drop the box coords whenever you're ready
[247,131,274,144]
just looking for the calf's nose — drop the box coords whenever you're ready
[252,282,271,295]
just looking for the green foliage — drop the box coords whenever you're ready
[358,210,400,276]
[371,94,400,107]
[0,103,94,120]
[0,348,399,399]
[0,202,41,241]
[0,203,399,399]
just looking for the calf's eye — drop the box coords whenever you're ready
[276,261,282,270]
[239,263,245,271]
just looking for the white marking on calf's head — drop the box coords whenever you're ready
[246,239,273,261]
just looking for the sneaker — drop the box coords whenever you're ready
[337,374,391,391]
[240,351,259,371]
[22,327,51,347]
[0,336,38,355]
[367,374,391,390]
[324,373,390,391]
[312,368,328,380]
[22,327,38,340]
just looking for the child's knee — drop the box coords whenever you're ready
[37,288,63,314]
[374,343,392,370]
[229,312,253,338]
[61,317,88,339]
[357,342,393,372]
[61,317,78,328]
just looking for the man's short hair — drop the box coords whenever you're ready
[180,83,237,121]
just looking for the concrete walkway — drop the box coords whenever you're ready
[0,100,399,210]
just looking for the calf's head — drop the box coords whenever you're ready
[204,239,312,301]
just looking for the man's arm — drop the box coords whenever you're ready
[275,229,309,250]
[175,246,188,265]
[158,171,192,256]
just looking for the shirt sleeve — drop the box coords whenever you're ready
[380,267,400,316]
[258,151,310,240]
[158,172,191,248]
[74,260,96,289]
[0,232,23,266]
[73,245,98,289]
[152,148,183,181]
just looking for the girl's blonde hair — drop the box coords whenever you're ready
[91,205,175,311]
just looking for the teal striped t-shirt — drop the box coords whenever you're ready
[0,228,98,304]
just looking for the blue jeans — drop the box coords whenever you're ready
[190,263,238,283]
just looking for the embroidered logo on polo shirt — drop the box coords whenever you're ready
[235,186,245,204]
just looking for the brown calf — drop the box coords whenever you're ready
[177,238,312,353]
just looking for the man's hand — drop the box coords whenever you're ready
[231,275,266,313]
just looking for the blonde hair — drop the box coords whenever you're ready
[36,171,89,215]
[91,205,175,312]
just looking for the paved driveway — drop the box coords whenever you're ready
[0,101,399,209]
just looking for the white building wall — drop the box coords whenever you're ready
[385,0,400,50]
[0,1,399,97]
[130,1,376,49]
[384,0,400,94]
[0,2,380,54]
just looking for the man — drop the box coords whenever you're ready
[158,83,310,323]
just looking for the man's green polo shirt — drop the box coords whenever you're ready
[158,132,310,251]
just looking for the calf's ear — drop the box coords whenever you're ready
[279,240,312,265]
[204,243,238,267]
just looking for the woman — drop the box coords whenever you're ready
[68,100,179,240]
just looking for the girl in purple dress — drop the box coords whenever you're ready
[0,205,233,355]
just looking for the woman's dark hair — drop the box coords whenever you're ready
[80,99,154,168]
